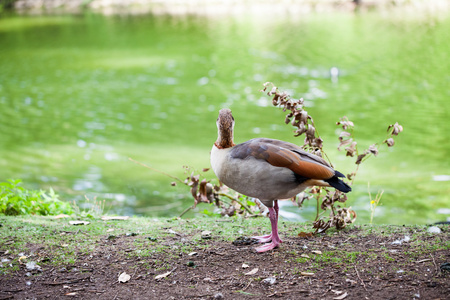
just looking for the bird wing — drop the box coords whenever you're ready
[230,138,335,180]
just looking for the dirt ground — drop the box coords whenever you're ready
[0,225,449,300]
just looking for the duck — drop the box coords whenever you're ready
[210,108,351,252]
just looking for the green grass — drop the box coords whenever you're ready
[1,215,448,276]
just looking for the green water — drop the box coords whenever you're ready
[0,11,449,224]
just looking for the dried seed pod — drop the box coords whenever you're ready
[368,144,378,156]
[338,131,351,141]
[306,125,316,140]
[385,138,395,147]
[338,138,353,151]
[345,141,357,157]
[388,122,403,136]
[355,153,367,165]
[300,110,308,125]
[285,115,292,124]
[269,86,277,95]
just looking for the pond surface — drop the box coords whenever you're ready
[0,10,449,224]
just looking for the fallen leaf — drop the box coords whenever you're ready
[106,228,114,232]
[300,254,310,259]
[312,250,322,255]
[26,261,41,271]
[298,231,314,239]
[155,271,172,280]
[188,252,198,256]
[334,292,348,299]
[300,272,314,276]
[415,259,431,263]
[118,272,131,283]
[242,263,249,269]
[65,292,78,296]
[167,229,181,236]
[245,268,259,275]
[19,256,27,264]
[69,221,90,226]
[101,216,129,221]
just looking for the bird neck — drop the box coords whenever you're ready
[215,129,235,149]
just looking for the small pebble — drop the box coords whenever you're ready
[427,226,441,234]
[214,292,224,299]
[262,276,276,285]
[201,230,212,239]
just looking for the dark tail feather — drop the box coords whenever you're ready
[335,170,346,178]
[325,175,352,193]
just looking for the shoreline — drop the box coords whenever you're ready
[8,0,450,16]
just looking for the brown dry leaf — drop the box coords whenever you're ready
[338,138,353,151]
[65,292,78,296]
[300,254,310,259]
[334,292,348,299]
[312,250,322,255]
[355,153,367,165]
[202,168,210,172]
[155,271,172,280]
[338,131,351,141]
[101,216,129,221]
[345,141,357,157]
[244,268,259,275]
[298,232,314,239]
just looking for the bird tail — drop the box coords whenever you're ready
[325,174,352,193]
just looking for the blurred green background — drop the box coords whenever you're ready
[0,7,449,224]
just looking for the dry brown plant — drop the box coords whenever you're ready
[261,82,403,233]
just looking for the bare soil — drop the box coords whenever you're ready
[0,223,449,300]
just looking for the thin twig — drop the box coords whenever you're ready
[217,193,255,216]
[129,158,184,183]
[243,279,253,291]
[43,275,91,285]
[430,253,439,276]
[354,265,368,291]
[179,205,194,218]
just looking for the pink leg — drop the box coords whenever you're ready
[255,203,282,252]
[252,200,282,244]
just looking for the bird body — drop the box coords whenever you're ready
[211,108,351,252]
[211,138,344,207]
